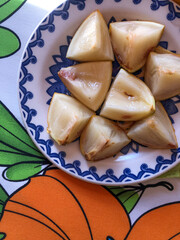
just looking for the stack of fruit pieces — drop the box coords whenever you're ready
[47,10,180,161]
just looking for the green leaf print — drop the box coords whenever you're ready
[0,0,26,23]
[106,186,140,213]
[3,162,48,181]
[0,233,6,240]
[0,150,47,166]
[0,102,51,181]
[0,102,43,157]
[159,164,180,179]
[106,181,174,214]
[0,185,9,220]
[0,0,26,57]
[0,126,45,159]
[0,27,20,58]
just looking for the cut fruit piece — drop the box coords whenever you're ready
[144,51,180,100]
[58,61,112,111]
[154,46,180,56]
[117,121,134,133]
[66,10,114,62]
[127,102,178,149]
[47,93,94,145]
[80,115,130,161]
[100,68,155,121]
[109,21,164,72]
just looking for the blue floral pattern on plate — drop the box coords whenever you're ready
[19,0,180,185]
[151,0,180,20]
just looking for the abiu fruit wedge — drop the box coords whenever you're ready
[127,102,178,149]
[47,93,94,145]
[80,115,130,161]
[144,51,180,100]
[58,61,112,111]
[109,21,164,72]
[100,68,155,121]
[66,10,114,62]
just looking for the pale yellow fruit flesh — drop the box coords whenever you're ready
[58,61,112,111]
[80,115,130,161]
[144,52,180,100]
[127,102,178,149]
[47,93,94,145]
[66,10,114,61]
[109,21,164,72]
[100,68,155,121]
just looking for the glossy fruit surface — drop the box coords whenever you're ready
[47,93,94,145]
[127,102,178,149]
[58,61,112,111]
[66,10,114,62]
[100,68,155,121]
[145,52,180,100]
[110,21,164,72]
[80,115,130,161]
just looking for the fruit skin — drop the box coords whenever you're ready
[127,102,178,149]
[80,115,130,161]
[47,93,94,145]
[0,169,131,240]
[58,61,112,111]
[154,46,180,56]
[109,21,164,73]
[100,68,155,121]
[144,51,180,100]
[66,10,114,62]
[125,202,180,240]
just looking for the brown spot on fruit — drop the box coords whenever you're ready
[122,115,132,120]
[85,152,96,161]
[150,105,155,112]
[124,92,134,98]
[101,139,111,150]
[84,139,110,161]
[167,143,177,149]
[147,119,156,129]
[47,127,50,134]
[164,70,175,75]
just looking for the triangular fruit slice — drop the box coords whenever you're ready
[47,93,94,145]
[109,21,164,72]
[100,68,155,121]
[66,10,114,62]
[58,61,112,111]
[80,115,130,161]
[127,102,178,149]
[144,51,180,100]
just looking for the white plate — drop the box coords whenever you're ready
[19,0,180,185]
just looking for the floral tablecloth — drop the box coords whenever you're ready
[0,0,180,239]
